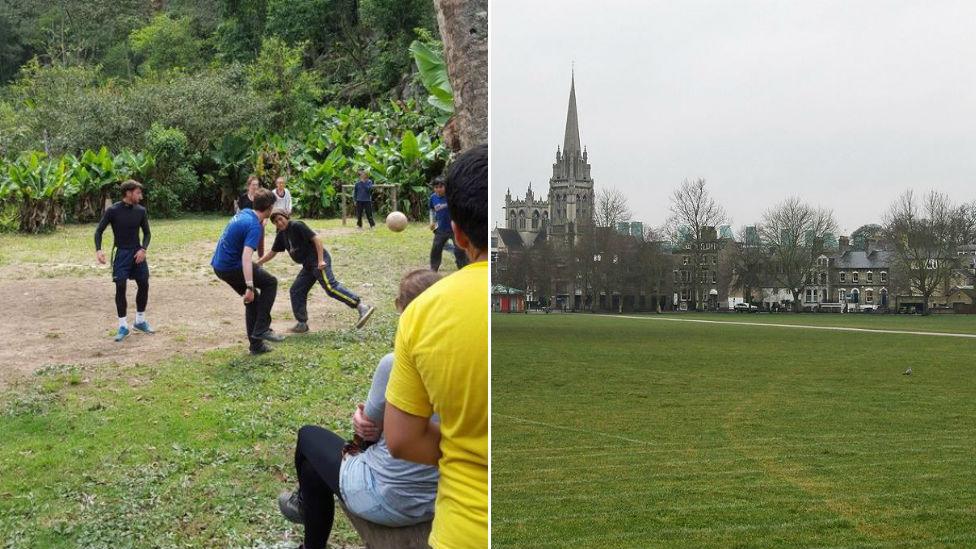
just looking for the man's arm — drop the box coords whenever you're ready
[135,210,151,263]
[94,208,112,264]
[255,250,277,266]
[384,403,441,466]
[312,236,325,269]
[242,246,256,303]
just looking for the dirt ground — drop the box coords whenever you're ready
[0,274,378,386]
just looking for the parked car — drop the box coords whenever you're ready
[734,303,759,313]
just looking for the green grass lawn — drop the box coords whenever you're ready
[492,313,976,548]
[628,311,976,336]
[0,216,451,548]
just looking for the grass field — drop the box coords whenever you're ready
[0,215,451,548]
[492,313,976,548]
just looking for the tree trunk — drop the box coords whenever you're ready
[433,0,488,150]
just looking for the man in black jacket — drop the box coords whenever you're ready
[94,180,153,342]
[257,210,375,332]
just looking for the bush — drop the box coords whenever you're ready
[144,124,197,217]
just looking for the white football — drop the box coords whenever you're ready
[386,211,408,232]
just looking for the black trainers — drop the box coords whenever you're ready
[254,329,285,342]
[288,322,309,334]
[355,303,375,329]
[249,343,273,355]
[278,490,305,524]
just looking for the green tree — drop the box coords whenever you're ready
[129,14,205,75]
[248,38,322,133]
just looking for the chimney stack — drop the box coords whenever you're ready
[839,236,850,253]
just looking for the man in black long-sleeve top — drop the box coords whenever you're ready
[94,180,153,342]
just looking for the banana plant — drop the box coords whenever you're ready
[3,152,75,232]
[410,40,453,125]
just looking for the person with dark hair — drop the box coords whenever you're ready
[256,209,375,333]
[428,176,467,272]
[236,175,261,212]
[277,269,443,549]
[353,170,375,229]
[211,188,283,355]
[237,175,266,257]
[384,143,488,549]
[95,180,154,342]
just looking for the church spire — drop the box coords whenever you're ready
[563,69,581,155]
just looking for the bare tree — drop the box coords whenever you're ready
[884,190,968,314]
[594,187,631,228]
[759,197,837,312]
[433,0,488,150]
[718,233,765,305]
[665,178,728,310]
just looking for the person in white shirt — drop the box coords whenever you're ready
[273,176,292,215]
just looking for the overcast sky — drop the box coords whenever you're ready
[490,0,976,236]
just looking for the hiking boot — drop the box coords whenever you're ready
[133,321,155,334]
[114,326,130,342]
[249,343,273,355]
[356,303,375,329]
[254,329,285,342]
[278,490,305,524]
[288,322,309,334]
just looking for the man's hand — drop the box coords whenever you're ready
[96,250,107,264]
[353,403,380,441]
[134,249,146,264]
[429,222,436,232]
[317,260,327,271]
[243,288,255,304]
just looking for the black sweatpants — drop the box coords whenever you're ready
[430,229,468,272]
[115,279,149,318]
[213,265,277,350]
[355,201,375,228]
[295,425,345,549]
[290,254,360,323]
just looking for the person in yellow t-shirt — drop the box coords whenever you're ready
[385,144,489,549]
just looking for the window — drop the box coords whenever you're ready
[839,272,847,283]
[711,271,717,284]
[867,271,873,282]
[820,273,826,285]
[680,289,690,301]
[880,271,887,283]
[683,256,689,265]
[866,289,874,303]
[852,272,859,283]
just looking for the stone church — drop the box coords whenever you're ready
[503,72,595,245]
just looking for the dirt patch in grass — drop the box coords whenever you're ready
[0,274,380,386]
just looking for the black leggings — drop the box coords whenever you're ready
[295,425,345,549]
[115,278,148,318]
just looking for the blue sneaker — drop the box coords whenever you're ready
[133,321,154,334]
[114,326,130,342]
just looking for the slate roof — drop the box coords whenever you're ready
[495,228,524,250]
[833,250,894,269]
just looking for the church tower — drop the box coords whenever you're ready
[548,71,594,242]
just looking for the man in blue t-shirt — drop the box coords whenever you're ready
[353,170,375,229]
[428,175,467,271]
[212,187,284,355]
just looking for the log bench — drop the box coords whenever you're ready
[338,500,432,549]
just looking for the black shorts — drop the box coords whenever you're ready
[112,247,149,283]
